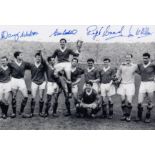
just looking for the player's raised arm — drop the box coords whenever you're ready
[38,50,48,67]
[51,50,57,58]
[116,65,122,81]
[69,40,83,56]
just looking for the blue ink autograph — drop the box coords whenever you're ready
[49,28,78,37]
[86,25,152,40]
[0,30,39,41]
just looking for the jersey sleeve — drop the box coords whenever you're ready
[25,62,32,70]
[135,64,141,75]
[78,67,85,75]
[111,67,117,78]
[95,69,100,79]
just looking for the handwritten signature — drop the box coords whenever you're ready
[49,28,78,37]
[86,25,152,40]
[0,30,39,41]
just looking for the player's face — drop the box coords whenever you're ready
[35,55,41,63]
[1,58,8,66]
[49,58,55,65]
[71,60,78,67]
[87,61,94,69]
[60,40,66,49]
[17,53,23,61]
[125,55,132,64]
[85,84,92,91]
[143,56,150,64]
[103,60,110,67]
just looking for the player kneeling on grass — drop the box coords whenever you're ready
[76,81,101,118]
[135,53,155,123]
[83,58,100,93]
[51,38,83,97]
[63,57,84,116]
[117,54,137,122]
[0,56,12,119]
[99,58,117,119]
[29,51,46,117]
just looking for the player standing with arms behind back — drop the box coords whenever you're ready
[117,54,137,122]
[99,58,117,119]
[135,53,155,123]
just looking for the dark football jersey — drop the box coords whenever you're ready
[80,89,97,104]
[137,63,155,81]
[99,67,116,84]
[0,66,11,83]
[84,68,100,82]
[8,61,31,79]
[29,63,46,85]
[51,48,79,63]
[71,67,84,82]
[45,65,57,82]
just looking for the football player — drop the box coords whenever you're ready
[117,54,138,122]
[51,38,83,97]
[99,58,117,119]
[76,81,101,118]
[40,51,62,117]
[8,51,31,118]
[83,58,100,93]
[29,51,46,117]
[0,56,12,119]
[135,53,155,123]
[63,57,84,116]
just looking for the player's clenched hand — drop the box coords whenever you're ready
[76,40,83,50]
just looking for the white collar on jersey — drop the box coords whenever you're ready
[15,59,22,66]
[103,66,110,72]
[143,62,151,68]
[49,65,55,70]
[60,47,67,52]
[1,65,8,70]
[71,66,77,72]
[86,89,93,95]
[87,67,95,72]
[35,62,41,68]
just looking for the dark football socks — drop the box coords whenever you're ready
[65,98,71,116]
[108,101,113,117]
[30,98,35,115]
[12,98,16,114]
[126,102,132,117]
[44,95,52,115]
[20,97,28,114]
[39,99,44,114]
[137,104,143,121]
[121,100,127,117]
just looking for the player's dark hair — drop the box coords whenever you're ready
[143,52,150,58]
[14,51,22,58]
[86,81,93,86]
[103,58,111,62]
[47,56,54,62]
[72,57,79,63]
[126,54,133,58]
[87,58,95,63]
[35,52,41,57]
[60,38,67,43]
[1,56,8,61]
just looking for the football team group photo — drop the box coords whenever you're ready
[0,26,155,129]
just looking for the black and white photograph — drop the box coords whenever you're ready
[0,25,154,130]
